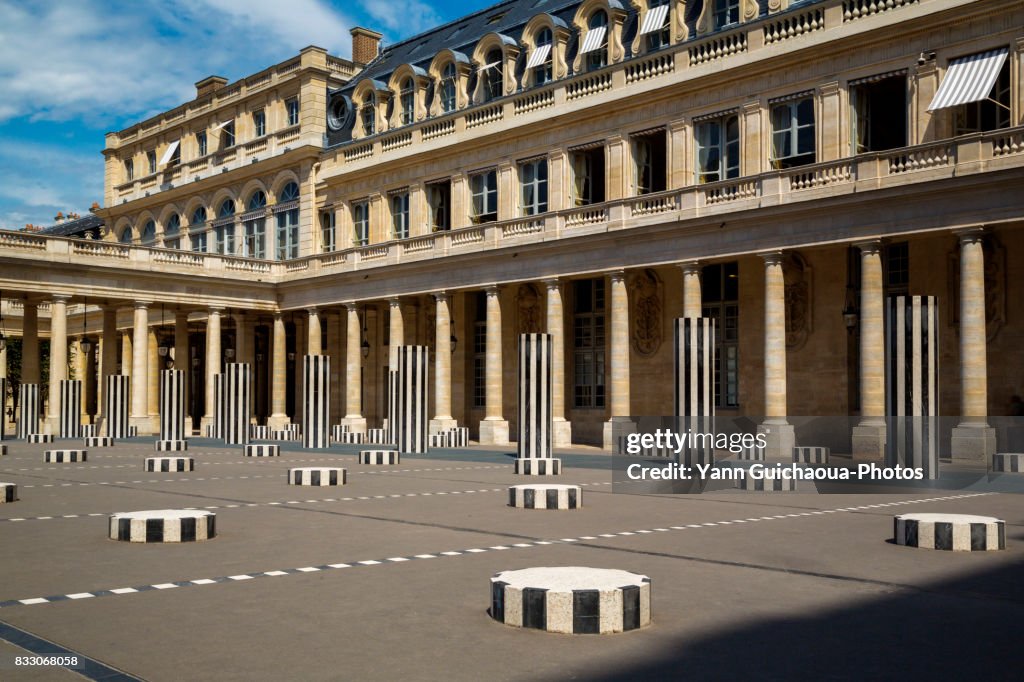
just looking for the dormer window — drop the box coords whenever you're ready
[529,28,553,85]
[642,0,671,51]
[400,78,415,125]
[482,48,504,102]
[360,95,376,136]
[440,63,457,113]
[582,11,608,72]
[714,0,739,29]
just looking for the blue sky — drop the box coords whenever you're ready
[0,0,490,231]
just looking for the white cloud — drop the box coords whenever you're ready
[362,0,443,38]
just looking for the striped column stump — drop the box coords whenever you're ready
[155,440,188,452]
[514,458,562,476]
[428,433,448,448]
[894,513,1005,551]
[337,432,364,444]
[736,467,795,492]
[0,377,5,441]
[104,376,130,439]
[205,425,217,438]
[490,567,651,634]
[85,437,114,448]
[793,446,830,464]
[145,457,194,472]
[992,453,1024,473]
[303,355,330,448]
[250,425,270,440]
[508,484,581,510]
[59,379,82,439]
[448,427,469,447]
[17,383,40,439]
[359,450,400,465]
[269,430,291,441]
[80,424,98,438]
[109,509,216,543]
[28,434,54,444]
[288,467,348,486]
[0,444,6,456]
[736,446,765,461]
[331,424,350,440]
[224,363,252,445]
[159,369,187,443]
[518,333,553,460]
[245,444,280,457]
[128,426,138,438]
[1,483,17,503]
[366,428,389,445]
[283,424,301,437]
[45,450,87,463]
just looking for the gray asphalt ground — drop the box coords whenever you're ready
[1,438,1021,681]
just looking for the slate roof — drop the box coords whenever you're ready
[39,214,104,238]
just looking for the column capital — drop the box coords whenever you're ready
[51,294,72,304]
[432,291,449,303]
[387,297,401,307]
[954,227,985,244]
[853,239,882,255]
[758,251,784,266]
[207,305,223,315]
[542,277,561,290]
[307,307,319,316]
[484,284,501,296]
[678,260,702,274]
[606,269,626,282]
[344,302,359,312]
[272,310,284,321]
[133,300,152,310]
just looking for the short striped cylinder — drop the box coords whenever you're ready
[992,453,1024,473]
[288,467,347,486]
[270,430,296,441]
[28,433,53,444]
[508,484,581,510]
[428,433,449,448]
[205,424,217,437]
[250,425,271,440]
[359,450,399,465]
[128,425,137,437]
[336,432,363,444]
[108,509,216,543]
[155,440,188,452]
[517,333,552,460]
[44,449,86,463]
[894,513,1005,551]
[223,363,251,445]
[283,423,301,436]
[1,482,17,503]
[17,383,39,439]
[514,458,562,476]
[303,355,330,448]
[793,446,830,464]
[85,436,114,448]
[394,345,428,454]
[490,567,651,634]
[386,369,398,444]
[144,457,194,472]
[80,424,98,438]
[366,428,389,444]
[59,379,82,439]
[159,369,187,442]
[736,446,765,461]
[104,375,130,439]
[447,427,469,447]
[245,444,280,457]
[736,467,795,491]
[331,424,350,440]
[885,295,939,479]
[213,373,224,440]
[674,317,716,467]
[0,444,5,456]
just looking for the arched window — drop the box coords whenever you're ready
[247,190,267,211]
[218,199,235,219]
[360,95,376,135]
[119,226,133,244]
[583,10,608,71]
[278,181,300,203]
[191,206,207,226]
[440,63,457,113]
[531,27,553,85]
[482,48,503,101]
[141,219,156,244]
[400,77,415,125]
[166,213,181,235]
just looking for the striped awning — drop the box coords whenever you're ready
[526,44,552,69]
[639,4,670,35]
[158,140,180,166]
[927,48,1008,112]
[579,26,607,54]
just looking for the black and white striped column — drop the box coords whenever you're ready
[156,369,188,451]
[885,295,939,479]
[386,369,398,444]
[359,449,400,465]
[288,467,347,486]
[894,513,1004,551]
[395,345,428,454]
[44,449,87,463]
[992,453,1024,473]
[302,355,330,448]
[145,456,194,472]
[104,375,130,439]
[508,484,581,510]
[58,379,82,440]
[213,373,225,440]
[674,318,716,467]
[332,424,350,441]
[17,383,39,440]
[517,333,553,460]
[793,446,829,464]
[223,363,251,445]
[245,444,280,457]
[108,509,216,543]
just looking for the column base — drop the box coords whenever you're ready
[479,418,509,446]
[129,415,159,436]
[758,422,795,461]
[603,418,636,451]
[852,423,887,462]
[267,414,291,429]
[340,416,368,435]
[553,418,572,448]
[429,418,459,435]
[951,425,997,462]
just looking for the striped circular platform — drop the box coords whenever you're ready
[44,450,87,463]
[894,513,1004,551]
[359,450,399,465]
[513,458,562,476]
[288,467,348,486]
[245,444,280,457]
[508,484,581,510]
[84,437,114,448]
[155,440,189,452]
[490,567,651,634]
[109,509,216,543]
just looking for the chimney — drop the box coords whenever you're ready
[54,211,64,224]
[195,75,228,99]
[350,27,382,65]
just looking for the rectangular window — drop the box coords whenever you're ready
[573,278,606,409]
[469,169,498,224]
[169,142,181,166]
[701,262,740,408]
[253,109,266,138]
[124,159,134,182]
[473,292,487,408]
[222,121,236,149]
[771,97,816,168]
[632,129,667,195]
[427,179,451,231]
[954,58,1010,135]
[519,158,548,216]
[213,223,235,255]
[320,211,335,252]
[851,74,907,153]
[196,131,207,157]
[147,150,156,174]
[644,1,671,51]
[714,0,739,29]
[164,238,180,250]
[191,232,207,253]
[885,241,909,295]
[571,146,605,206]
[352,200,369,246]
[695,114,740,183]
[391,191,409,239]
[286,97,299,127]
[275,208,299,259]
[243,218,266,259]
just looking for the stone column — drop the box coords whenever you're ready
[174,311,189,420]
[388,298,404,369]
[544,278,571,446]
[852,241,887,460]
[121,330,132,377]
[326,310,342,425]
[147,328,159,419]
[202,306,222,429]
[951,229,996,460]
[293,314,306,423]
[603,270,632,450]
[235,312,250,367]
[479,286,509,444]
[76,336,90,423]
[22,302,39,384]
[46,294,69,429]
[430,292,457,434]
[268,312,289,429]
[757,253,794,458]
[307,308,322,355]
[99,305,117,420]
[341,303,367,433]
[681,261,703,318]
[129,301,153,433]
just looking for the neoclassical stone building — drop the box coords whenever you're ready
[0,0,1021,459]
